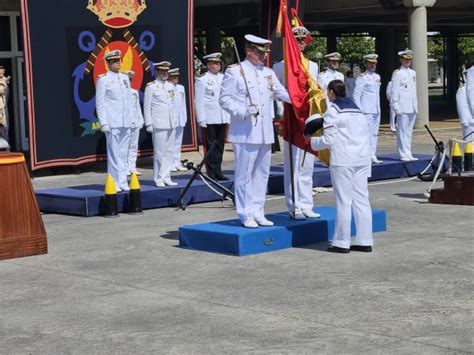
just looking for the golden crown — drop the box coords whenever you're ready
[87,0,147,29]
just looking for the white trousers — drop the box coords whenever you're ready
[105,128,131,190]
[365,113,381,158]
[283,142,314,213]
[127,127,140,173]
[396,113,417,159]
[152,128,176,183]
[389,108,397,132]
[233,143,271,222]
[173,126,185,168]
[462,123,474,144]
[330,165,373,249]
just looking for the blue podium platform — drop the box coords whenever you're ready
[179,206,387,256]
[35,153,430,216]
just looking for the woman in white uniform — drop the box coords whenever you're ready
[308,80,373,253]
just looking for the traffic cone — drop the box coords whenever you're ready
[464,142,473,172]
[104,174,118,218]
[452,143,462,173]
[129,172,143,215]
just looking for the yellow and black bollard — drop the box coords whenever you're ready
[464,142,473,172]
[129,172,143,215]
[452,143,463,173]
[104,174,118,218]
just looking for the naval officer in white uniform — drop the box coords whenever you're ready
[353,54,383,164]
[168,68,188,172]
[309,80,373,253]
[456,74,474,143]
[466,61,474,118]
[124,70,144,176]
[144,61,178,187]
[390,49,418,161]
[95,50,135,192]
[195,52,230,180]
[318,52,344,106]
[273,26,320,220]
[219,34,290,228]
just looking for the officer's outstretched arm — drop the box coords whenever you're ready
[95,78,108,128]
[310,110,336,151]
[272,72,290,104]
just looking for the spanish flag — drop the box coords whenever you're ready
[276,0,328,163]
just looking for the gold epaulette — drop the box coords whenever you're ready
[146,81,155,86]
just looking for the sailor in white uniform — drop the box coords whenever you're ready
[456,74,474,143]
[123,71,144,176]
[168,68,188,172]
[390,49,418,161]
[194,52,230,180]
[95,50,135,192]
[219,34,290,228]
[466,61,474,118]
[273,26,320,220]
[318,52,344,106]
[309,79,373,253]
[144,61,178,187]
[353,54,383,164]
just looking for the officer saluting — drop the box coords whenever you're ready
[144,61,178,187]
[96,50,135,192]
[390,49,418,161]
[194,52,230,180]
[318,52,344,105]
[219,34,290,228]
[353,54,383,164]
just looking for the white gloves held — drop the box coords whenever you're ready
[100,124,111,133]
[246,104,259,117]
[146,125,153,133]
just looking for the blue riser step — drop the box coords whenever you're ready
[179,206,387,256]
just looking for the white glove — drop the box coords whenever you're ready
[146,125,153,133]
[246,105,259,117]
[199,122,207,128]
[100,124,111,133]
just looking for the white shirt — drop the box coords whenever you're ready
[173,83,188,127]
[96,71,134,128]
[310,97,371,167]
[317,68,345,94]
[390,66,418,114]
[466,67,474,116]
[194,71,230,125]
[219,59,290,144]
[456,86,473,129]
[352,71,381,114]
[130,88,144,128]
[143,79,177,130]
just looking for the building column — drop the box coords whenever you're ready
[404,0,436,128]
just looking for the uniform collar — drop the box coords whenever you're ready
[327,68,337,73]
[244,59,264,71]
[156,78,167,84]
[400,65,410,71]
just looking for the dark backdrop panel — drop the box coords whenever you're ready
[23,0,195,169]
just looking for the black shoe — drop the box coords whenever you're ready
[215,174,229,181]
[350,245,372,252]
[327,246,350,253]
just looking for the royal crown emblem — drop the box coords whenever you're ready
[87,0,147,29]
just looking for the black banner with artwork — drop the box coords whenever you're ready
[21,0,196,170]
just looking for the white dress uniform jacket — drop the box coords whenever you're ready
[195,71,230,125]
[96,71,134,128]
[353,71,381,114]
[219,59,290,144]
[317,68,344,94]
[456,85,474,142]
[144,79,177,129]
[466,67,474,117]
[130,88,144,127]
[174,84,188,127]
[273,60,319,86]
[390,66,418,114]
[127,88,144,173]
[310,97,373,249]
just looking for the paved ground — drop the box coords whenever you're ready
[1,126,473,353]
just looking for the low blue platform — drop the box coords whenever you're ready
[179,206,387,256]
[35,153,430,216]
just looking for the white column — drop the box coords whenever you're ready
[404,0,436,128]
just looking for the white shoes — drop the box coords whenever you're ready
[119,185,130,192]
[254,217,274,226]
[128,170,142,176]
[302,209,321,218]
[155,180,165,187]
[290,211,306,220]
[176,166,187,171]
[242,218,259,228]
[170,168,178,172]
[410,156,419,161]
[400,157,411,162]
[164,179,178,186]
[371,157,384,164]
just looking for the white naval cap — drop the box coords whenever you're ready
[154,61,171,70]
[168,68,180,76]
[398,49,413,59]
[363,54,379,63]
[203,52,222,62]
[104,50,121,61]
[245,34,272,52]
[292,26,309,39]
[324,52,342,61]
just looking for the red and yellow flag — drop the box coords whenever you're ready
[276,0,328,162]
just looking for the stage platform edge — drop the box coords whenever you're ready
[179,206,387,256]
